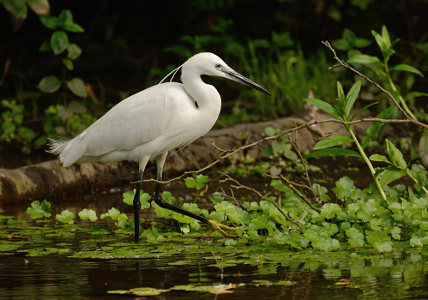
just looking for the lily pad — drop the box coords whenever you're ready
[108,287,169,296]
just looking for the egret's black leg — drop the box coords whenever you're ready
[153,153,243,238]
[154,173,208,223]
[133,170,143,243]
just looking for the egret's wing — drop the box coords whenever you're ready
[57,83,185,166]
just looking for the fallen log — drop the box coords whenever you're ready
[0,113,368,204]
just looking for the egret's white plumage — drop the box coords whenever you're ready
[49,52,269,242]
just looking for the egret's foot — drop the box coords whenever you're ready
[202,219,245,239]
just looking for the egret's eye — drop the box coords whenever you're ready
[215,63,221,69]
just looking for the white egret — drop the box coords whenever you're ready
[49,52,270,242]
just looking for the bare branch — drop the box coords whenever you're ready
[322,40,428,129]
[136,116,427,185]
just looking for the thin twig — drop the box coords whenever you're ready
[322,40,428,129]
[136,116,427,185]
[280,175,321,213]
[220,172,305,233]
[287,133,318,202]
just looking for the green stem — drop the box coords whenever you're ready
[347,127,388,201]
[404,169,428,195]
[385,62,418,121]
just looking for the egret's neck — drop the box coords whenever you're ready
[181,72,221,118]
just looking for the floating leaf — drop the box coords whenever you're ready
[26,200,51,219]
[78,208,97,222]
[123,190,151,209]
[55,209,75,224]
[108,287,169,296]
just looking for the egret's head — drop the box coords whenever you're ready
[183,52,270,95]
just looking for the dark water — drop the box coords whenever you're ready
[1,172,427,299]
[1,236,427,299]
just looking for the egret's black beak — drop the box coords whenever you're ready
[222,68,270,95]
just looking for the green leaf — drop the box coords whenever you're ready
[38,75,61,93]
[270,179,291,193]
[67,43,82,60]
[62,58,74,70]
[332,176,356,200]
[336,81,345,102]
[272,139,287,153]
[371,29,383,49]
[63,22,84,33]
[350,102,378,121]
[40,15,60,29]
[27,0,50,16]
[264,127,276,137]
[78,208,98,222]
[122,190,151,209]
[313,135,353,150]
[331,39,349,51]
[39,41,51,52]
[26,200,51,219]
[57,9,73,24]
[184,177,196,188]
[2,0,28,20]
[354,38,371,48]
[346,227,365,248]
[348,54,381,65]
[320,203,343,219]
[369,154,391,164]
[303,98,339,118]
[344,80,361,117]
[381,25,391,49]
[50,31,69,55]
[66,78,87,98]
[55,209,75,224]
[390,64,424,77]
[306,148,361,159]
[386,139,407,169]
[365,230,392,252]
[377,166,406,186]
[361,106,396,148]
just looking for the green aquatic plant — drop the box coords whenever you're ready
[26,200,51,219]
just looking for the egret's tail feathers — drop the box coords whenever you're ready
[48,138,71,155]
[48,137,86,167]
